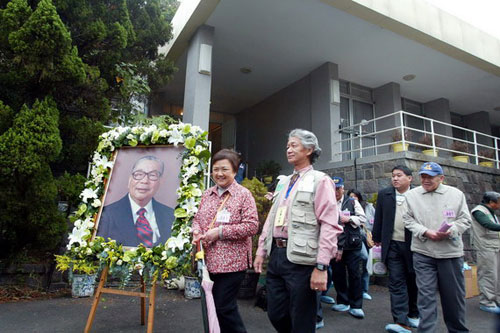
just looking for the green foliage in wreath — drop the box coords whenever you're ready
[55,118,210,285]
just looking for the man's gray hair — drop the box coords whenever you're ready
[482,191,500,204]
[132,155,165,176]
[288,129,322,164]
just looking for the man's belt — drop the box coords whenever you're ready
[274,238,288,248]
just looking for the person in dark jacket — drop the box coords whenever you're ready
[331,177,367,319]
[372,165,418,333]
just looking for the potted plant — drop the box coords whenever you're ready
[256,160,282,186]
[391,129,411,152]
[479,149,495,168]
[55,251,100,298]
[182,264,201,299]
[451,140,470,163]
[418,135,439,156]
[239,177,272,298]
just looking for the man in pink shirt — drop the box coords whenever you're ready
[254,129,343,333]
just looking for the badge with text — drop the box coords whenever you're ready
[443,210,456,218]
[275,206,287,227]
[341,210,351,217]
[216,209,231,223]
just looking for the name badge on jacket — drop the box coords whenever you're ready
[217,209,231,223]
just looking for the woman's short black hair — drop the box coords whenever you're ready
[212,149,240,173]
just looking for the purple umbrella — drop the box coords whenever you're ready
[197,241,220,333]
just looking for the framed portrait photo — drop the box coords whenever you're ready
[94,146,183,248]
[58,122,210,284]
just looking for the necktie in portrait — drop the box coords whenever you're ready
[136,208,153,247]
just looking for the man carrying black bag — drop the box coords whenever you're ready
[331,177,367,319]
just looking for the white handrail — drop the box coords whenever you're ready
[334,110,499,167]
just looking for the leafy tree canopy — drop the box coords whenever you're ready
[0,0,177,260]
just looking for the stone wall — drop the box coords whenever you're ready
[322,150,500,262]
[0,263,68,290]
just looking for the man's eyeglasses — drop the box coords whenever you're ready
[213,167,232,174]
[132,171,161,181]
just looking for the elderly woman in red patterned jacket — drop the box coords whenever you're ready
[192,149,259,333]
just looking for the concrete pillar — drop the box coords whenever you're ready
[310,62,340,167]
[373,82,402,153]
[182,25,214,131]
[423,98,453,154]
[463,111,492,148]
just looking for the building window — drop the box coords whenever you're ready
[401,98,424,147]
[339,80,375,160]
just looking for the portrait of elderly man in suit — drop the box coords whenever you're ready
[97,155,175,247]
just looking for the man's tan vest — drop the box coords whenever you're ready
[471,204,500,251]
[264,169,325,265]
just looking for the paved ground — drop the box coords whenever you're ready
[0,284,498,332]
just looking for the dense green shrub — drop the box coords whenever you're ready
[0,97,65,259]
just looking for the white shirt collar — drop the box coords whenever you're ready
[128,194,154,221]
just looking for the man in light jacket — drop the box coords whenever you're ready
[404,162,471,333]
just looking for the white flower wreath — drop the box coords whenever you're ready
[56,119,210,283]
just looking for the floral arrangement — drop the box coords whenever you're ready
[55,119,210,285]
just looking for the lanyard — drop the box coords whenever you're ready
[285,173,300,199]
[208,193,231,229]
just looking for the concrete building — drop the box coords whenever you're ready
[155,0,500,237]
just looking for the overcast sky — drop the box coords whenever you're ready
[424,0,500,40]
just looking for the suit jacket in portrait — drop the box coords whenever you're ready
[372,186,412,263]
[97,194,174,247]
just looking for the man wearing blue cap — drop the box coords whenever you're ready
[404,162,472,333]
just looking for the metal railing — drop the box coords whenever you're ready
[334,110,499,168]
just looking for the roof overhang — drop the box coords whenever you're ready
[161,0,500,123]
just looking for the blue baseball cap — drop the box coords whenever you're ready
[332,176,344,187]
[419,162,443,176]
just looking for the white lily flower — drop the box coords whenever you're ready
[91,199,101,208]
[80,188,98,203]
[68,227,89,247]
[182,198,198,214]
[168,127,184,146]
[166,234,189,252]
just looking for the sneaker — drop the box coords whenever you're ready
[348,308,365,319]
[385,323,412,333]
[407,316,420,328]
[320,295,335,304]
[331,304,350,312]
[480,304,500,314]
[363,292,372,300]
[316,320,324,330]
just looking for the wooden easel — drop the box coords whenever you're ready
[84,266,157,333]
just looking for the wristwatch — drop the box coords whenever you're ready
[315,263,328,271]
